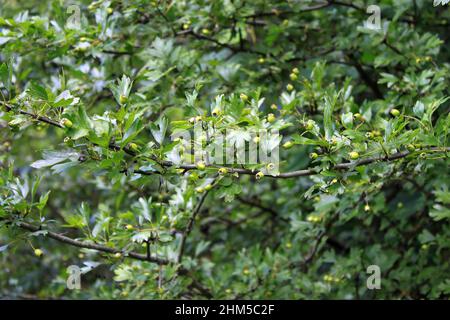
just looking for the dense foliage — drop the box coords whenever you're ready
[0,0,449,299]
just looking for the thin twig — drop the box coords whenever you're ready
[176,180,215,263]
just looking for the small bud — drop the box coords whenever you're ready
[330,137,338,145]
[286,83,294,91]
[188,173,198,181]
[34,249,44,257]
[63,137,73,146]
[128,143,139,152]
[305,120,314,131]
[242,108,251,115]
[267,113,276,123]
[125,224,134,231]
[364,204,370,212]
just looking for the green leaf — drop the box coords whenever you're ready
[28,81,48,100]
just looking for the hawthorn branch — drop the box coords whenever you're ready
[3,101,449,179]
[10,220,170,265]
[1,101,136,156]
[242,1,331,19]
[153,147,449,179]
[1,101,63,128]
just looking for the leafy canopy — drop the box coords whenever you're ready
[0,0,449,299]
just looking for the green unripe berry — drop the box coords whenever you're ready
[289,73,298,81]
[283,141,294,149]
[61,118,73,128]
[240,93,248,102]
[255,172,264,180]
[34,248,44,257]
[267,113,276,123]
[196,161,206,170]
[349,151,359,160]
[212,107,221,117]
[310,152,319,160]
[195,187,204,193]
[286,84,294,91]
[119,95,128,104]
[390,109,400,117]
